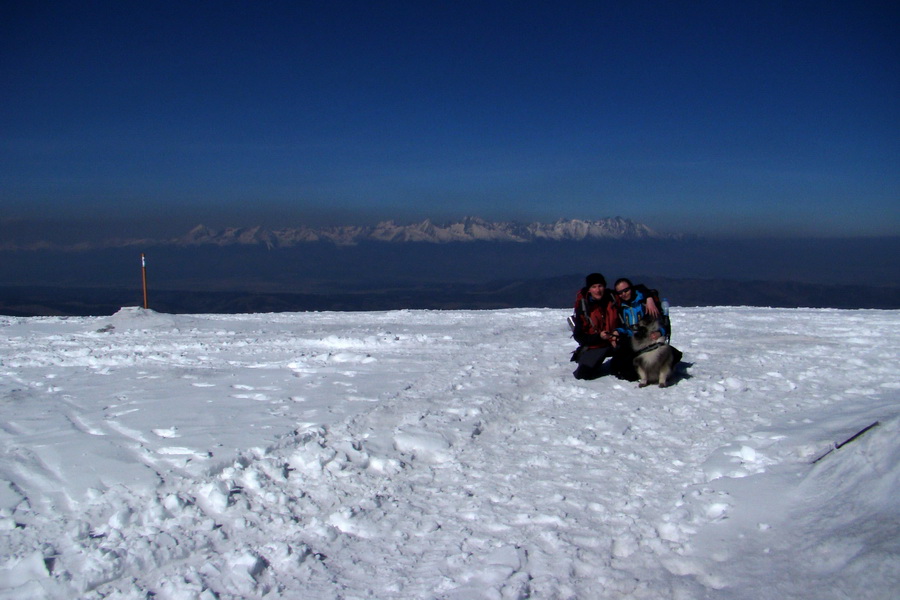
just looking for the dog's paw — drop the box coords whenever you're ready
[638,381,649,388]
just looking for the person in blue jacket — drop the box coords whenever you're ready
[614,278,663,338]
[610,278,680,380]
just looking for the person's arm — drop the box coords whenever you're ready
[573,308,609,347]
[634,284,661,318]
[574,326,604,347]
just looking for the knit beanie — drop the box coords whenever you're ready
[585,273,606,288]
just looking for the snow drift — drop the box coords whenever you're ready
[0,306,898,599]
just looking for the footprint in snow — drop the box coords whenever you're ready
[232,392,270,401]
[156,446,210,459]
[152,427,180,439]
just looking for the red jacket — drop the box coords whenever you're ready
[572,288,620,348]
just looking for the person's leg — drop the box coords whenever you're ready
[573,347,611,380]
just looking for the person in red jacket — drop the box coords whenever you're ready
[570,272,621,380]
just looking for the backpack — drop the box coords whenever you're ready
[660,298,671,343]
[567,294,590,332]
[641,287,672,343]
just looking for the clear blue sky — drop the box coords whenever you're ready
[1,1,897,238]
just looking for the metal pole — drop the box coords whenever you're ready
[141,253,149,309]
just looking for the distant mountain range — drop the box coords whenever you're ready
[2,217,670,250]
[178,217,668,247]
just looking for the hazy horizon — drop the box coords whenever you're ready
[3,214,899,249]
[3,232,899,315]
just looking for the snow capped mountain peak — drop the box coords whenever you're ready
[168,217,666,247]
[0,217,672,250]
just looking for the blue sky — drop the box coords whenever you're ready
[1,1,897,238]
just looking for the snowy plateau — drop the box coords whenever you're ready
[0,306,898,599]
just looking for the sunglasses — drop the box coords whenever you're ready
[615,287,632,296]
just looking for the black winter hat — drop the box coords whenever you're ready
[585,273,606,287]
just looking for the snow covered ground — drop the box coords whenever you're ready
[1,306,898,599]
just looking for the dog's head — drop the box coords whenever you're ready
[631,315,662,345]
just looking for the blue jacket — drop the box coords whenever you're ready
[617,286,667,338]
